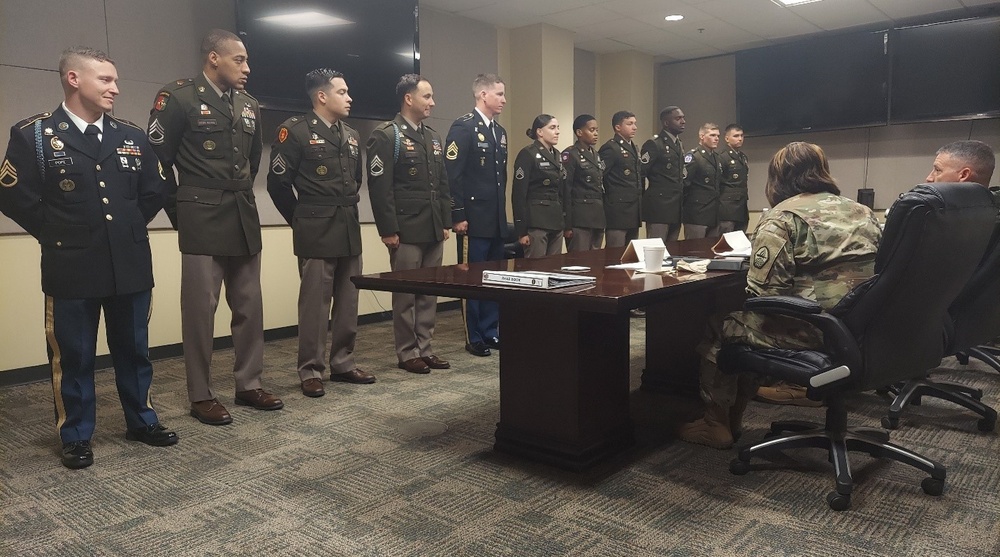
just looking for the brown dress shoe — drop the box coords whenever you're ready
[234,389,284,410]
[398,357,431,374]
[330,369,376,384]
[421,355,450,369]
[301,378,326,397]
[190,399,233,425]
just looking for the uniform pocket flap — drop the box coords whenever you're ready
[40,223,89,248]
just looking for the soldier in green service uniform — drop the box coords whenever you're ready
[600,110,642,248]
[267,69,376,399]
[147,29,281,426]
[718,124,750,233]
[640,106,686,242]
[678,142,882,449]
[561,114,606,252]
[512,114,565,257]
[681,123,723,239]
[367,74,452,375]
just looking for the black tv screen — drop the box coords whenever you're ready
[736,30,889,136]
[236,0,419,119]
[891,17,1000,124]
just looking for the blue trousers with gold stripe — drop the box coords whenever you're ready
[45,291,159,444]
[459,235,503,345]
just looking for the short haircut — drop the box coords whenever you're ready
[473,73,504,95]
[724,124,743,135]
[659,106,681,122]
[396,73,425,106]
[526,114,555,140]
[201,29,242,61]
[937,140,996,184]
[765,142,841,206]
[612,110,635,128]
[59,47,114,78]
[699,122,720,135]
[305,68,344,98]
[573,114,596,132]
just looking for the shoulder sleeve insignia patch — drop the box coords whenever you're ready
[446,141,459,160]
[153,91,170,111]
[370,154,385,176]
[278,127,289,143]
[0,159,18,187]
[561,151,571,163]
[752,246,770,269]
[684,153,694,164]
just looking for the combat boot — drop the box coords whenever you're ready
[678,401,734,449]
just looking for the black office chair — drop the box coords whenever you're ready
[716,183,998,511]
[882,221,1000,432]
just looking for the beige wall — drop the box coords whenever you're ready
[657,55,1000,211]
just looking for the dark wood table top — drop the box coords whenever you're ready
[353,237,747,313]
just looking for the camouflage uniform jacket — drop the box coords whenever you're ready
[721,191,883,353]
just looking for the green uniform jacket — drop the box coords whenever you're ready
[560,142,605,230]
[266,112,362,258]
[682,146,722,227]
[366,114,451,244]
[147,74,263,256]
[599,135,642,230]
[718,147,749,225]
[639,130,684,224]
[512,140,565,236]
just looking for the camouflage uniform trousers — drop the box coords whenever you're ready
[695,311,824,408]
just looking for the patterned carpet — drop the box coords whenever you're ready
[1,309,998,556]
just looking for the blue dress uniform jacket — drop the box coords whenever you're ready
[444,112,507,238]
[147,74,263,256]
[561,142,606,230]
[682,147,723,227]
[512,141,565,237]
[0,107,165,298]
[599,135,642,230]
[639,131,684,224]
[367,114,452,244]
[267,112,363,258]
[718,147,749,225]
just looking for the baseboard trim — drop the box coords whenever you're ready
[0,301,461,387]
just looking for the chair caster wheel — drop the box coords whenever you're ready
[977,417,996,433]
[826,491,851,511]
[881,416,899,430]
[729,458,751,476]
[911,397,922,406]
[921,477,944,496]
[956,352,970,365]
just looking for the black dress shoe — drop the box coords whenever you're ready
[61,441,93,470]
[126,423,179,447]
[465,342,491,357]
[484,337,501,350]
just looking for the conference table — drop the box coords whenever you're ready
[352,238,747,471]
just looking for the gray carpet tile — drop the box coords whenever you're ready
[1,309,999,556]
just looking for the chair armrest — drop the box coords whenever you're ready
[742,295,863,373]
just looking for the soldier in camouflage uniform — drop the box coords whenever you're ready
[679,142,882,449]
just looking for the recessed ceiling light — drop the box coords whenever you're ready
[771,0,822,6]
[257,11,353,28]
[665,14,684,22]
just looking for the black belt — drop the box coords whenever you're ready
[298,194,360,207]
[179,175,252,191]
[528,193,559,201]
[395,190,440,200]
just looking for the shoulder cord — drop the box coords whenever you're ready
[33,120,45,181]
[392,123,401,163]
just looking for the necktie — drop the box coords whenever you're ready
[488,122,496,143]
[222,92,233,116]
[84,124,101,156]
